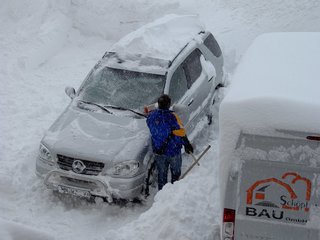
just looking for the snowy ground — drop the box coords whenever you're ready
[1,0,320,239]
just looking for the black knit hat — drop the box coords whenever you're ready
[158,94,171,110]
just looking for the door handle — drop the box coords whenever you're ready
[188,99,194,106]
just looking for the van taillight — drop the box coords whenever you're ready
[223,208,235,240]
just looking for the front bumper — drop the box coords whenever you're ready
[44,170,113,201]
[36,157,145,201]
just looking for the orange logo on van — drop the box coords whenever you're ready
[246,172,311,212]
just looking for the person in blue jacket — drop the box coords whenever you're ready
[146,94,193,190]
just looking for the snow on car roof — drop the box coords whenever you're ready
[220,32,320,135]
[102,52,170,75]
[105,14,205,74]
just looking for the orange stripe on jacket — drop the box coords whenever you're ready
[172,113,186,137]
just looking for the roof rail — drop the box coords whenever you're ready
[168,30,206,67]
[168,43,189,67]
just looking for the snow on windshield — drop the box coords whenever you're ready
[78,62,165,110]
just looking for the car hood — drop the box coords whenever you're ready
[42,105,150,163]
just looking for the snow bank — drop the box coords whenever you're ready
[107,142,221,240]
[70,0,180,40]
[0,219,54,240]
[0,0,72,70]
[0,0,181,71]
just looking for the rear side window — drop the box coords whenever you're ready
[204,33,222,57]
[169,65,188,103]
[183,49,202,88]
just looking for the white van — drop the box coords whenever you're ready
[219,33,320,240]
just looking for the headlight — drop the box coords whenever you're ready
[107,160,139,177]
[39,143,53,162]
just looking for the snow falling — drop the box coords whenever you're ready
[1,0,320,239]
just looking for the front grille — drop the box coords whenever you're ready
[57,154,105,176]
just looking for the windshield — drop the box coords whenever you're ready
[78,64,166,110]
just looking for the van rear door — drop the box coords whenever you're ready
[234,133,320,240]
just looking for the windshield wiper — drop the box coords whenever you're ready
[78,100,113,114]
[104,105,146,118]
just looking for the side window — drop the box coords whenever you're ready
[169,65,188,103]
[204,33,222,57]
[183,49,202,88]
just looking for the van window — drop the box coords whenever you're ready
[169,65,188,103]
[183,49,202,88]
[204,33,222,57]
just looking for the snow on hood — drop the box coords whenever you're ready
[110,14,205,61]
[43,106,149,162]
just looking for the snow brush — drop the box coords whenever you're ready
[179,145,211,180]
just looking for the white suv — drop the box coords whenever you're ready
[36,15,224,201]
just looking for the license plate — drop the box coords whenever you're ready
[58,185,91,198]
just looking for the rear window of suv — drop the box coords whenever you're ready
[204,33,222,57]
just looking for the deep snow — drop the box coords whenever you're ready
[1,0,320,240]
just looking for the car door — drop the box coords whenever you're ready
[168,48,213,129]
[182,48,213,127]
[168,64,189,125]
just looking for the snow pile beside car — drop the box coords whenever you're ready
[107,143,221,240]
[0,219,54,240]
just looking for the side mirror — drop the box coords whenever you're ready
[65,86,76,99]
[171,103,187,113]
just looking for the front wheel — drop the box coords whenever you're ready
[206,113,213,125]
[206,83,226,125]
[144,160,157,197]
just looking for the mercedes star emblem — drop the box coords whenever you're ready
[72,160,86,174]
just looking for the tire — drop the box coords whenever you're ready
[206,94,215,125]
[206,82,226,125]
[144,160,157,196]
[207,113,213,125]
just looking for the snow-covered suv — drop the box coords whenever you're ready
[36,15,224,201]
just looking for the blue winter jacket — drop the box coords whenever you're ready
[146,109,187,157]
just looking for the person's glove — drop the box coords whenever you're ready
[182,137,193,154]
[184,142,194,154]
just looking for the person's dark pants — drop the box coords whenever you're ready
[154,154,182,190]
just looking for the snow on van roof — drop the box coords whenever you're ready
[110,14,205,61]
[221,32,320,134]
